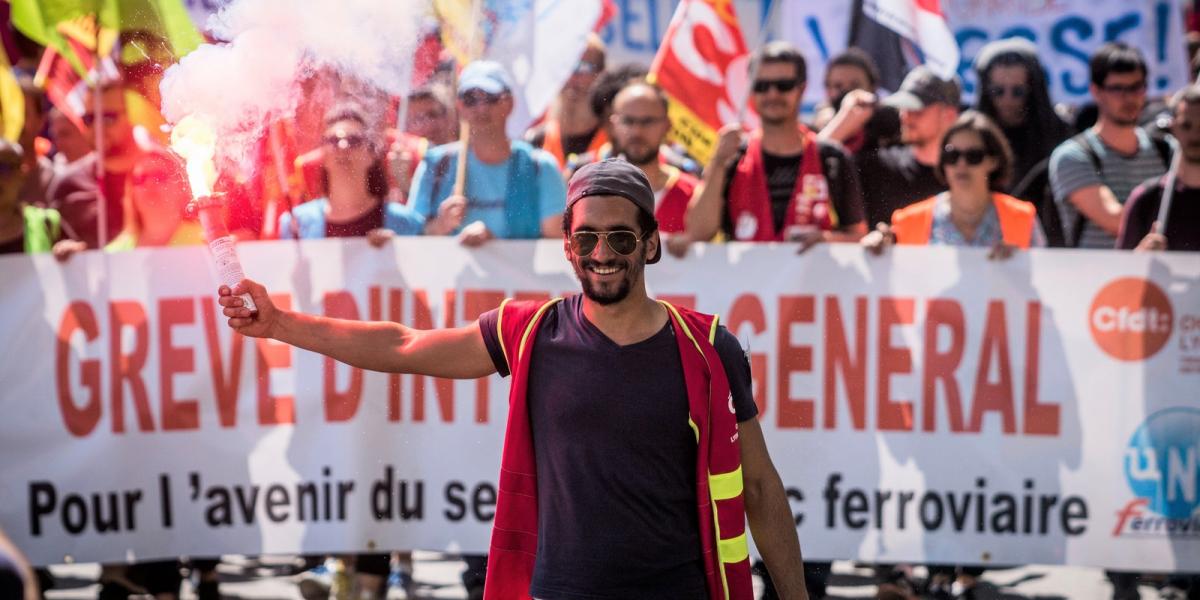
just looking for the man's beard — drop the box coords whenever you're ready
[1109,114,1140,128]
[760,112,791,127]
[572,256,641,305]
[620,143,658,166]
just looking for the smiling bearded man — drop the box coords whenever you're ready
[218,158,809,600]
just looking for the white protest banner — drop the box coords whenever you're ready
[780,0,1189,107]
[1,239,1198,572]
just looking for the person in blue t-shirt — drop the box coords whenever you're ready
[409,60,566,247]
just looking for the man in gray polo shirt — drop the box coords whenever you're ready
[1048,42,1169,249]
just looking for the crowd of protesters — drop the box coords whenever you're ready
[3,15,1200,600]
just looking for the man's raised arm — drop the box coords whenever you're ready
[218,280,497,379]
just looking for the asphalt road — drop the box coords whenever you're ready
[41,555,1162,599]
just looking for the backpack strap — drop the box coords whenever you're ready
[427,144,459,219]
[1065,132,1101,248]
[1150,134,1173,169]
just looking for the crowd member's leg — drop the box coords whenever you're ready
[98,565,141,599]
[354,553,389,599]
[925,564,956,599]
[126,560,183,600]
[755,559,830,599]
[296,554,331,599]
[189,558,220,600]
[1106,570,1142,600]
[1159,572,1200,599]
[394,551,415,596]
[462,554,487,600]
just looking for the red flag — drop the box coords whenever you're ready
[34,34,97,134]
[649,0,753,166]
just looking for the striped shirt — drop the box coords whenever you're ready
[1048,128,1169,249]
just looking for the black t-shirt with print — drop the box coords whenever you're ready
[721,141,865,237]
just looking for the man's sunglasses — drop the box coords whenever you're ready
[942,145,989,166]
[460,91,504,107]
[81,112,121,126]
[569,230,643,256]
[752,79,799,94]
[1100,81,1147,96]
[323,133,368,150]
[987,85,1028,99]
[613,114,665,129]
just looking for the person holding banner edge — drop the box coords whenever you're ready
[687,41,867,250]
[1117,84,1200,252]
[218,158,807,599]
[862,110,1044,256]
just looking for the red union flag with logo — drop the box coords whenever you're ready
[650,0,753,166]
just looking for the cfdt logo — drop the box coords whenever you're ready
[1116,408,1200,537]
[1089,278,1173,361]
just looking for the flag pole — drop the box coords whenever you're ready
[396,51,415,142]
[93,11,108,250]
[452,0,484,197]
[1154,74,1199,235]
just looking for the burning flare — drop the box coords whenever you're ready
[170,114,218,197]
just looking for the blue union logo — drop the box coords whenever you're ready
[1125,407,1200,521]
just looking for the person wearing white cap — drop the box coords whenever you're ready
[408,60,566,247]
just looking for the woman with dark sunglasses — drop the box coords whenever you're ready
[863,111,1046,256]
[277,104,422,244]
[973,38,1070,188]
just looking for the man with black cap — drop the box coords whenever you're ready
[218,158,808,600]
[856,65,962,227]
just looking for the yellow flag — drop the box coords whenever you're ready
[433,0,483,64]
[0,46,25,142]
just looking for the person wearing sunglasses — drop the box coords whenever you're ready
[973,38,1070,189]
[863,111,1045,255]
[526,34,609,168]
[606,80,699,256]
[278,104,422,245]
[217,159,809,600]
[811,49,883,153]
[409,60,566,247]
[1048,42,1168,250]
[690,41,867,251]
[45,79,139,249]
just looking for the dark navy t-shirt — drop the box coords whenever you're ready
[479,295,758,599]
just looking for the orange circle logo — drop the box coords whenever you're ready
[1089,278,1173,361]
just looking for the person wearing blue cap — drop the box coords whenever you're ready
[218,158,809,600]
[408,60,566,247]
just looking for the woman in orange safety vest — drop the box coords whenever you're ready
[862,110,1046,256]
